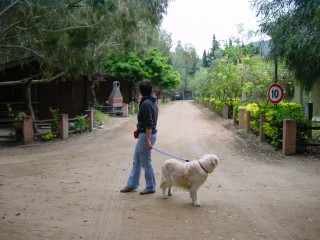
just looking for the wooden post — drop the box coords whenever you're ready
[85,110,93,132]
[223,105,229,119]
[23,116,33,144]
[282,119,297,155]
[246,111,251,133]
[238,108,246,128]
[58,114,68,140]
[259,114,267,142]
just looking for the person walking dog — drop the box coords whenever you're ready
[120,79,158,195]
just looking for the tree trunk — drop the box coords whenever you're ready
[90,78,97,107]
[129,79,133,103]
[26,79,39,133]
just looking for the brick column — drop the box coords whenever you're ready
[122,103,129,117]
[85,110,93,132]
[259,114,267,142]
[58,114,68,140]
[246,111,251,133]
[238,108,246,128]
[23,116,33,144]
[282,119,297,155]
[223,105,229,119]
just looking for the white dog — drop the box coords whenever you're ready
[160,154,219,206]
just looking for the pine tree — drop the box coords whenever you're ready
[207,34,220,65]
[202,50,209,68]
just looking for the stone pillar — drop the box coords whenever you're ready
[130,102,135,115]
[259,114,267,142]
[122,103,129,117]
[223,105,229,119]
[246,111,251,134]
[58,114,68,140]
[85,110,93,132]
[282,119,297,155]
[293,80,303,105]
[238,108,246,128]
[311,80,320,120]
[23,116,33,144]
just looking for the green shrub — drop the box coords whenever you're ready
[42,129,57,141]
[263,103,309,149]
[215,99,224,115]
[197,97,240,117]
[49,107,59,132]
[7,104,15,119]
[70,115,88,132]
[236,102,309,149]
[7,104,26,137]
[238,103,260,133]
[93,109,109,126]
[134,102,139,113]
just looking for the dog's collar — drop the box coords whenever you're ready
[198,161,209,174]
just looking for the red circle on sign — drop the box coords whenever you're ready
[268,84,284,104]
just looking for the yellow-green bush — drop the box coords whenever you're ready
[195,97,310,150]
[235,102,309,149]
[263,102,309,148]
[238,103,260,132]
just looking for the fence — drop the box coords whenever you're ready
[237,109,320,155]
[0,101,137,144]
[24,110,94,144]
[0,110,94,144]
[0,119,22,141]
[196,99,320,155]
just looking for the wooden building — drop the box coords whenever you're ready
[0,60,133,120]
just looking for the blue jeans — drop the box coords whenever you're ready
[126,133,157,191]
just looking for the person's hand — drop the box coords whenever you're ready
[145,128,153,151]
[146,140,153,151]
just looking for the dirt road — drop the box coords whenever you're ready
[0,101,319,240]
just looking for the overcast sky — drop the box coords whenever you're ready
[161,0,263,55]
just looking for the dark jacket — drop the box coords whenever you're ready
[137,95,158,134]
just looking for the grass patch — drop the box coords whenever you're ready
[93,109,110,126]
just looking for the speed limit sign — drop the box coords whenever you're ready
[268,84,284,104]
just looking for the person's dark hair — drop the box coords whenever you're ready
[139,79,153,96]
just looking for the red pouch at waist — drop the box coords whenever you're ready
[134,129,139,139]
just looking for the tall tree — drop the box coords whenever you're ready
[252,0,320,90]
[106,48,180,96]
[171,42,199,92]
[0,0,170,124]
[207,34,220,65]
[0,0,170,80]
[144,48,180,93]
[202,50,209,68]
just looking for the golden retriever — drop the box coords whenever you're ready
[160,154,219,206]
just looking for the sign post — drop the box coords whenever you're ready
[268,84,284,104]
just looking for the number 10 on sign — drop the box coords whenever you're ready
[268,84,284,104]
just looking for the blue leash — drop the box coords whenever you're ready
[152,147,191,162]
